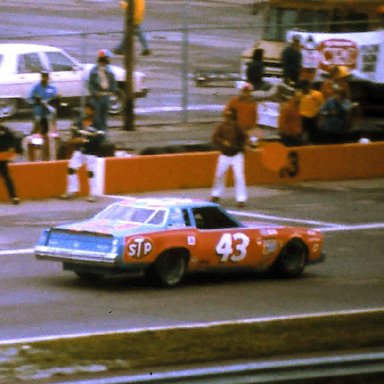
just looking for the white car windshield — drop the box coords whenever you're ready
[95,204,166,225]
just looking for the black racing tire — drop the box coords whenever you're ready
[271,239,307,278]
[75,271,103,281]
[147,251,188,287]
[108,88,126,115]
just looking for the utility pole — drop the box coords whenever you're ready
[123,0,135,131]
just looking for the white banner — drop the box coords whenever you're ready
[287,30,384,83]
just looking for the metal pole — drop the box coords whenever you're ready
[123,0,135,131]
[181,0,189,123]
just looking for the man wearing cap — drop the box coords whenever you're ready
[27,71,58,132]
[225,83,257,133]
[88,50,117,132]
[210,108,248,208]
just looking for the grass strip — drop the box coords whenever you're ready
[0,310,383,382]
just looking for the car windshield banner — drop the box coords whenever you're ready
[287,30,384,83]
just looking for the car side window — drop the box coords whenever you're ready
[46,51,75,71]
[168,208,190,228]
[192,207,241,230]
[17,53,44,74]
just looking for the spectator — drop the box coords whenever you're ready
[88,49,117,132]
[301,35,319,82]
[281,35,302,85]
[225,83,257,132]
[210,109,248,208]
[320,65,352,101]
[318,85,352,142]
[298,80,324,144]
[0,116,20,205]
[246,48,271,91]
[278,91,303,147]
[113,0,151,56]
[60,103,105,202]
[27,70,58,136]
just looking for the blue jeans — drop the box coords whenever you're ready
[93,95,110,131]
[116,24,149,51]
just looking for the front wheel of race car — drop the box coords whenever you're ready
[270,239,307,278]
[0,98,18,117]
[147,251,188,287]
[108,88,126,115]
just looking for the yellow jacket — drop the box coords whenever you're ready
[120,0,145,25]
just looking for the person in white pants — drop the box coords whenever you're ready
[60,103,105,202]
[210,109,248,208]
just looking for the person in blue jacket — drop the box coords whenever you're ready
[88,50,117,132]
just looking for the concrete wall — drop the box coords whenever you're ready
[1,142,383,201]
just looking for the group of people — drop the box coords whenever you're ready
[278,66,353,146]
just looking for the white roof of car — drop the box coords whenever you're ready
[0,43,60,55]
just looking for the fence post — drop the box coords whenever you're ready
[181,0,190,123]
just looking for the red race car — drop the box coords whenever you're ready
[35,197,325,287]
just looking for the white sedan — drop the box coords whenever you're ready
[0,43,148,117]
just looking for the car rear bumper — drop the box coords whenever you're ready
[35,246,118,266]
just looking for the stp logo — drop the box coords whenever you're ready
[126,237,153,259]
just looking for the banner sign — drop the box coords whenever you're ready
[287,30,384,83]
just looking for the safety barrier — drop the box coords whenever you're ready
[1,142,384,202]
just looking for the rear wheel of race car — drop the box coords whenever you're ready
[75,271,103,281]
[108,88,126,115]
[271,239,307,278]
[147,251,188,287]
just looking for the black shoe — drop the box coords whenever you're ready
[12,197,20,205]
[237,201,246,208]
[210,196,220,203]
[141,49,151,56]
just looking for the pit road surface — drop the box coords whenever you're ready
[0,179,383,341]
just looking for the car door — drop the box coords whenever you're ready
[44,50,84,98]
[191,207,263,269]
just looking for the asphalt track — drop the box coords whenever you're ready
[0,179,383,341]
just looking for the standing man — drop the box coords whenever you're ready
[298,80,324,144]
[27,70,58,134]
[210,109,248,208]
[60,103,105,203]
[88,49,117,132]
[225,83,257,133]
[281,35,302,85]
[0,116,20,205]
[113,0,151,56]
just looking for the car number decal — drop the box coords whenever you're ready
[215,233,250,262]
[127,237,153,259]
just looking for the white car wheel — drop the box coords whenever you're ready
[109,89,126,115]
[0,99,18,117]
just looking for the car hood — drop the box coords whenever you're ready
[55,219,162,237]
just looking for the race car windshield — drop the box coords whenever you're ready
[95,204,165,225]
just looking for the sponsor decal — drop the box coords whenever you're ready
[317,38,358,72]
[126,237,153,259]
[187,236,196,246]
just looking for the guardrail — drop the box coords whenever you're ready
[51,351,384,384]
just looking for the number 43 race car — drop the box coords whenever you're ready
[34,198,325,287]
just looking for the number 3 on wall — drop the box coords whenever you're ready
[215,233,250,262]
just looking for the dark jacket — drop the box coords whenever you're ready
[88,65,117,97]
[0,125,16,153]
[281,45,302,83]
[212,120,247,157]
[71,118,105,155]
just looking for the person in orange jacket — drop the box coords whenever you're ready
[278,91,304,147]
[113,0,151,56]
